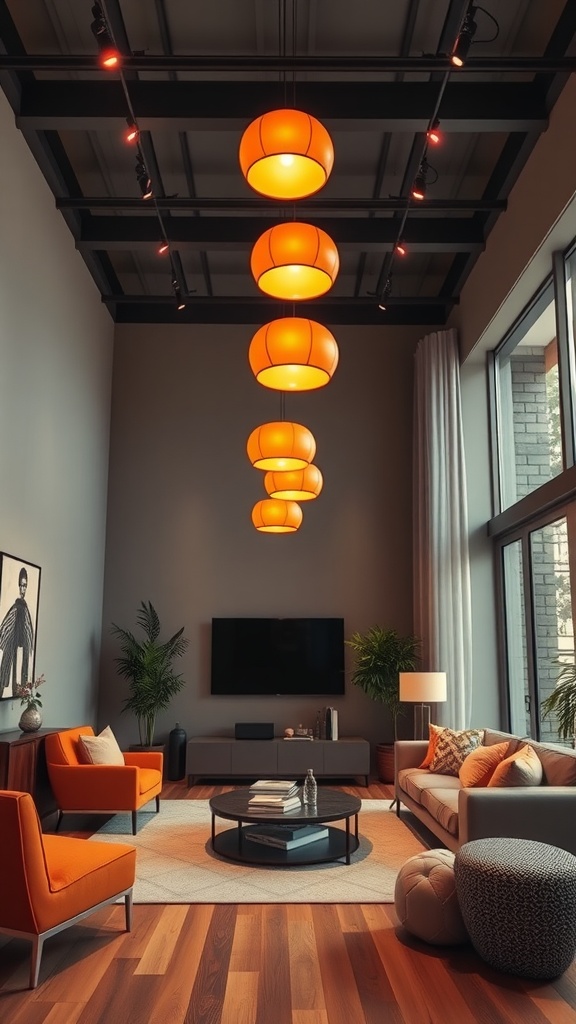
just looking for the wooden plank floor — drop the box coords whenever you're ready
[1,780,575,1023]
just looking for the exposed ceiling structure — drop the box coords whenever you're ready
[0,1,575,326]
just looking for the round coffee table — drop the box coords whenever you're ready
[209,788,361,866]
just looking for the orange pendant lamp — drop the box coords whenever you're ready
[249,317,339,391]
[252,498,303,533]
[247,421,316,471]
[239,109,334,201]
[250,222,339,301]
[265,464,323,501]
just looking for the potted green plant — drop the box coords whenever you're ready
[541,657,576,748]
[111,601,189,747]
[346,626,420,781]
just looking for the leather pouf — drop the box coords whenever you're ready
[394,849,469,946]
[455,838,576,979]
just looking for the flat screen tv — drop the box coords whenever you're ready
[210,617,345,696]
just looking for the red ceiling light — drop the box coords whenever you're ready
[125,118,140,144]
[427,119,441,145]
[395,241,407,257]
[158,241,169,255]
[91,4,121,69]
[411,160,428,201]
[451,6,478,67]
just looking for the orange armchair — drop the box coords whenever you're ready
[45,726,163,835]
[0,790,136,988]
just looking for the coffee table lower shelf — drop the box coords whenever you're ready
[212,824,360,866]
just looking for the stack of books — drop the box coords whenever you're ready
[248,780,301,812]
[244,824,329,850]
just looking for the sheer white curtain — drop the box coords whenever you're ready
[413,328,472,729]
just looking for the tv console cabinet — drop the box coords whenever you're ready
[186,736,370,786]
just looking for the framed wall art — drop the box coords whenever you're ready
[0,552,41,701]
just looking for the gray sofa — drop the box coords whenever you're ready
[395,728,576,855]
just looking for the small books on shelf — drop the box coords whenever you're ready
[248,794,302,812]
[244,824,329,850]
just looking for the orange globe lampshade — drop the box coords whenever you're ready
[239,109,334,200]
[249,317,339,391]
[252,498,303,533]
[247,421,316,472]
[265,464,323,501]
[250,222,339,301]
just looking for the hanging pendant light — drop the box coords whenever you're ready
[251,222,339,301]
[239,109,334,201]
[249,317,339,391]
[247,421,316,472]
[252,498,303,533]
[265,464,323,501]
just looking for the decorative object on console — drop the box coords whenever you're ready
[302,767,317,806]
[111,600,189,747]
[168,722,188,781]
[0,552,41,703]
[284,727,295,737]
[17,673,45,732]
[235,722,275,741]
[399,671,447,740]
[346,626,420,781]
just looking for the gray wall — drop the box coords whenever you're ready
[99,323,422,750]
[0,91,114,733]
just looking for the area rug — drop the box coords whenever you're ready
[89,799,426,904]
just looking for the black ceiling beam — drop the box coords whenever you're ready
[57,197,507,213]
[108,295,454,327]
[15,81,548,132]
[1,54,575,73]
[76,214,486,253]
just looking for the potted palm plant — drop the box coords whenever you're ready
[541,657,576,748]
[346,625,420,781]
[111,601,189,747]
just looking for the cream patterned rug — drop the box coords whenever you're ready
[89,799,426,904]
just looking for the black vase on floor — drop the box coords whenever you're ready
[168,722,187,781]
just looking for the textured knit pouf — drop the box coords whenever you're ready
[454,838,576,979]
[394,848,469,946]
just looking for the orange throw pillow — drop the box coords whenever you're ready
[458,741,511,787]
[418,723,444,768]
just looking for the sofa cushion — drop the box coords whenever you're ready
[459,741,512,787]
[420,788,460,836]
[428,728,484,776]
[79,725,125,766]
[487,744,543,788]
[399,767,461,805]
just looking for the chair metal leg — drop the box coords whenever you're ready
[155,795,160,812]
[131,810,137,835]
[390,797,401,815]
[55,809,63,831]
[30,935,44,989]
[125,890,133,932]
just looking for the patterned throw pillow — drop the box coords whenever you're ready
[418,723,444,768]
[487,744,543,788]
[458,741,511,787]
[428,728,484,776]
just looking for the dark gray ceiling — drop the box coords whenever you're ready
[0,0,575,325]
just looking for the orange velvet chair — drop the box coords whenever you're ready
[0,790,136,988]
[45,726,163,835]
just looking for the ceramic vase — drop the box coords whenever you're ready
[19,706,42,732]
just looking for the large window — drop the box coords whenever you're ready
[490,239,576,747]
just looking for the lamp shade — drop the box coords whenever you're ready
[252,498,303,533]
[250,223,339,301]
[249,317,339,391]
[399,672,447,703]
[247,421,316,471]
[264,464,323,501]
[239,109,334,200]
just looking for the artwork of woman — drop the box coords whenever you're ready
[0,566,35,698]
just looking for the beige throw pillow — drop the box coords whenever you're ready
[487,743,542,788]
[428,728,484,776]
[79,725,125,766]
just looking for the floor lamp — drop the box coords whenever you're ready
[399,672,448,740]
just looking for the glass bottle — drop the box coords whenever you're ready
[303,768,317,806]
